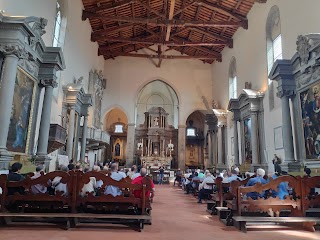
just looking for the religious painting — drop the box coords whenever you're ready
[243,118,252,163]
[7,68,35,154]
[300,83,320,159]
[186,144,198,166]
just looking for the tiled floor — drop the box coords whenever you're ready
[1,184,320,240]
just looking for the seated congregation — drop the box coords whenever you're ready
[0,162,154,231]
[176,165,320,232]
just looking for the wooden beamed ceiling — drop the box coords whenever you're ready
[82,0,267,66]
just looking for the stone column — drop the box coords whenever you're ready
[80,115,88,161]
[36,79,58,167]
[178,125,186,170]
[66,107,76,160]
[217,126,224,165]
[250,111,259,165]
[125,123,135,167]
[279,93,294,161]
[0,45,27,169]
[207,131,212,167]
[233,119,239,165]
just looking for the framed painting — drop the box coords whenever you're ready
[300,83,320,159]
[243,117,252,163]
[274,126,283,150]
[6,68,36,154]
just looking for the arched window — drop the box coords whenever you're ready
[53,1,62,47]
[229,57,237,99]
[266,6,282,110]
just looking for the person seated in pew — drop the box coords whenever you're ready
[245,168,267,200]
[226,169,242,183]
[197,172,215,203]
[173,168,182,186]
[81,166,97,197]
[104,163,124,197]
[131,165,142,180]
[127,165,137,179]
[132,168,155,199]
[266,165,289,200]
[186,172,199,194]
[92,165,104,189]
[52,166,68,196]
[7,162,25,195]
[198,170,205,179]
[31,165,48,194]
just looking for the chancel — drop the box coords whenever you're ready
[0,0,320,238]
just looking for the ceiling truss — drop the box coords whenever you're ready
[82,0,268,66]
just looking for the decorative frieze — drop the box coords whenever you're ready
[296,35,311,65]
[0,44,28,59]
[276,88,296,98]
[39,79,58,88]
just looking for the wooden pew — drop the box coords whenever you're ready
[301,176,320,217]
[0,170,153,231]
[232,175,320,232]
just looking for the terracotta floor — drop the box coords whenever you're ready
[1,185,320,240]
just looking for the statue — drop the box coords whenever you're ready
[154,117,159,126]
[272,154,282,172]
[115,143,120,156]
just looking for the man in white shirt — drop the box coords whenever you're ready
[31,165,47,194]
[104,163,124,197]
[198,172,215,203]
[81,167,97,197]
[131,166,141,180]
[52,166,68,196]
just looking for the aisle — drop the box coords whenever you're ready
[1,184,320,240]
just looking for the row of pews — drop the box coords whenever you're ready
[206,175,320,232]
[0,170,153,231]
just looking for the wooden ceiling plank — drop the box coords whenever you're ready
[136,0,165,18]
[97,36,229,46]
[83,11,244,27]
[105,52,218,59]
[91,0,135,13]
[173,0,198,17]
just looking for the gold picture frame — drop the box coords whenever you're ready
[6,67,36,155]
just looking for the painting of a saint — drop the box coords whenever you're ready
[244,118,252,163]
[7,68,35,153]
[115,143,120,156]
[300,83,320,159]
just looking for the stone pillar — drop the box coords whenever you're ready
[217,126,224,165]
[233,119,239,165]
[279,94,294,161]
[80,115,88,161]
[178,125,186,170]
[66,107,76,160]
[0,45,27,169]
[207,131,212,168]
[36,79,58,167]
[125,123,135,167]
[250,111,259,165]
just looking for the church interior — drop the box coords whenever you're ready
[0,0,320,239]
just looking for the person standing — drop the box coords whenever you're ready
[159,166,165,184]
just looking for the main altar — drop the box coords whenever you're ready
[135,107,178,169]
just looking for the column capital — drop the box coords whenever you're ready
[39,78,58,88]
[276,87,296,98]
[0,44,28,59]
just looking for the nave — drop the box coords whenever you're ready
[1,184,320,240]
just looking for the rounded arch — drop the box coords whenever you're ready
[102,105,130,129]
[180,107,208,126]
[266,5,281,42]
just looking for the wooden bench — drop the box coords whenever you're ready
[233,216,320,233]
[0,170,153,231]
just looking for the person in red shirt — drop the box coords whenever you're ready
[132,167,155,199]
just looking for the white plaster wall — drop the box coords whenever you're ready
[103,50,213,126]
[212,0,320,172]
[0,0,105,166]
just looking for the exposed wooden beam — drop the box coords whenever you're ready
[105,52,218,60]
[190,27,233,47]
[92,24,159,42]
[98,36,229,46]
[195,0,247,23]
[83,11,245,28]
[90,0,135,13]
[165,0,176,41]
[171,36,222,59]
[173,0,198,17]
[136,0,165,18]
